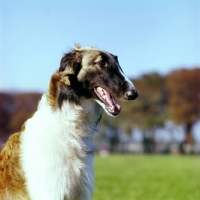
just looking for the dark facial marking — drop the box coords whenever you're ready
[79,54,127,99]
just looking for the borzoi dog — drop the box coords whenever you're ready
[0,46,138,200]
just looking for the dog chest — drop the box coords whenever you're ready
[20,98,98,199]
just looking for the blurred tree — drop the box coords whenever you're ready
[128,73,167,129]
[0,92,42,148]
[119,73,166,128]
[101,73,168,153]
[0,93,15,140]
[165,68,200,152]
[9,93,42,132]
[128,73,167,153]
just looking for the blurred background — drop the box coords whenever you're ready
[0,0,200,154]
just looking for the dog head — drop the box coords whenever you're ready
[48,46,138,116]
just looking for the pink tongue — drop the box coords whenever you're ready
[103,89,121,115]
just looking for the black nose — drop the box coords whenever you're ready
[125,89,138,100]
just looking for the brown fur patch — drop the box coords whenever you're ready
[47,72,74,109]
[0,129,30,199]
[60,76,71,86]
[77,51,101,81]
[46,73,61,109]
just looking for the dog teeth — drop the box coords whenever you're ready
[97,87,105,97]
[110,106,114,111]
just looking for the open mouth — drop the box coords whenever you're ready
[94,86,121,116]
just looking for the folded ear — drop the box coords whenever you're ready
[59,49,82,76]
[47,73,81,108]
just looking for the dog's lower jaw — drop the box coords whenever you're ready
[19,95,102,200]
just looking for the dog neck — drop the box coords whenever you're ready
[21,95,103,199]
[39,94,103,137]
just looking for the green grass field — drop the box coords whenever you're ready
[93,155,200,200]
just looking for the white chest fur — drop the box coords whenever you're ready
[20,96,102,200]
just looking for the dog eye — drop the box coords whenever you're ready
[99,60,107,67]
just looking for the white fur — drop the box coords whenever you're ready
[20,95,102,200]
[116,64,136,91]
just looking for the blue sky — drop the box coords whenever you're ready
[0,0,200,92]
